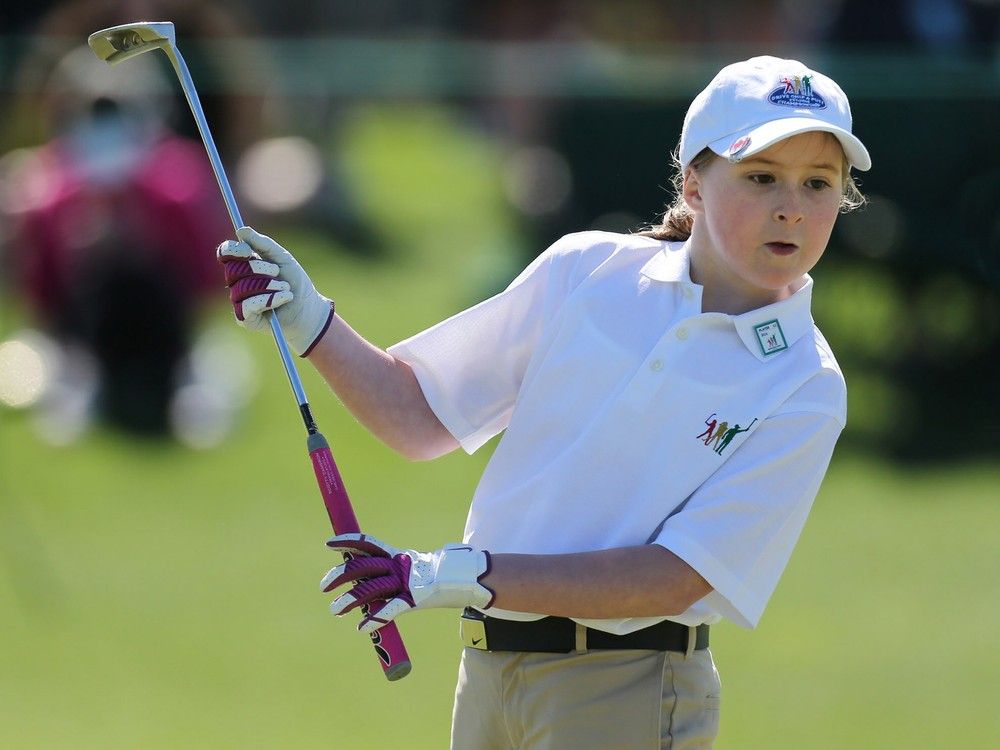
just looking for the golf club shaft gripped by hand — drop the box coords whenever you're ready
[87,20,411,681]
[219,227,336,358]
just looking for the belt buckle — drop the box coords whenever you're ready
[460,614,488,650]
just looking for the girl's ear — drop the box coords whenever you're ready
[683,166,705,214]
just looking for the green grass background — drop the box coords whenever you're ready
[2,105,998,748]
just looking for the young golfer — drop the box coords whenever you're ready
[218,56,870,748]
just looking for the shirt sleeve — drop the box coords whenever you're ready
[387,242,564,454]
[653,409,843,629]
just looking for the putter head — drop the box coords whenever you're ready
[88,22,176,65]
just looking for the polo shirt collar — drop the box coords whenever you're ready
[639,241,814,362]
[732,278,813,362]
[639,241,690,283]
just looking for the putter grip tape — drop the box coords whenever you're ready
[308,432,412,681]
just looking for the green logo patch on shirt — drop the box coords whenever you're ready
[754,319,787,356]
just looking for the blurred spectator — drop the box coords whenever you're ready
[1,42,234,442]
[0,0,269,446]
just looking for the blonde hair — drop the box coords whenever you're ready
[638,141,867,242]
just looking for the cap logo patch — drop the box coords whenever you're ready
[768,74,826,109]
[728,135,752,162]
[754,319,788,356]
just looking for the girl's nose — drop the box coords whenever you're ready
[773,189,805,224]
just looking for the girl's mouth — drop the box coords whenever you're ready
[765,242,798,256]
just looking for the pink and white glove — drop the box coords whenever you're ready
[321,533,496,633]
[217,226,334,356]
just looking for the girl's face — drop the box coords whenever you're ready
[684,131,845,312]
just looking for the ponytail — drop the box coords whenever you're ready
[636,146,714,242]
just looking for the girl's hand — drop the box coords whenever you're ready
[217,226,334,356]
[321,533,495,633]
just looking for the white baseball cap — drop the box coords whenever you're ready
[679,56,871,171]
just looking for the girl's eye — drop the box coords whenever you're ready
[747,174,833,189]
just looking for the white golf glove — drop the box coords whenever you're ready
[217,226,334,356]
[321,533,496,633]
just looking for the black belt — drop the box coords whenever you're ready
[460,608,709,654]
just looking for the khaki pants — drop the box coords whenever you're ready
[451,647,721,749]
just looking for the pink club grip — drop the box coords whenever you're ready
[308,434,412,681]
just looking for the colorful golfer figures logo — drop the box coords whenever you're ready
[779,74,812,96]
[769,72,825,109]
[696,414,759,455]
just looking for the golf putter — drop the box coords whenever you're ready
[88,21,412,681]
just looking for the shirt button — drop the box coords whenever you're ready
[649,359,664,372]
[676,328,689,340]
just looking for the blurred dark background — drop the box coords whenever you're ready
[1,0,998,461]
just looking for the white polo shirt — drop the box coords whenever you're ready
[388,231,846,633]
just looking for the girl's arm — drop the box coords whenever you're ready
[323,536,712,628]
[218,227,458,461]
[484,545,712,618]
[306,315,459,461]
